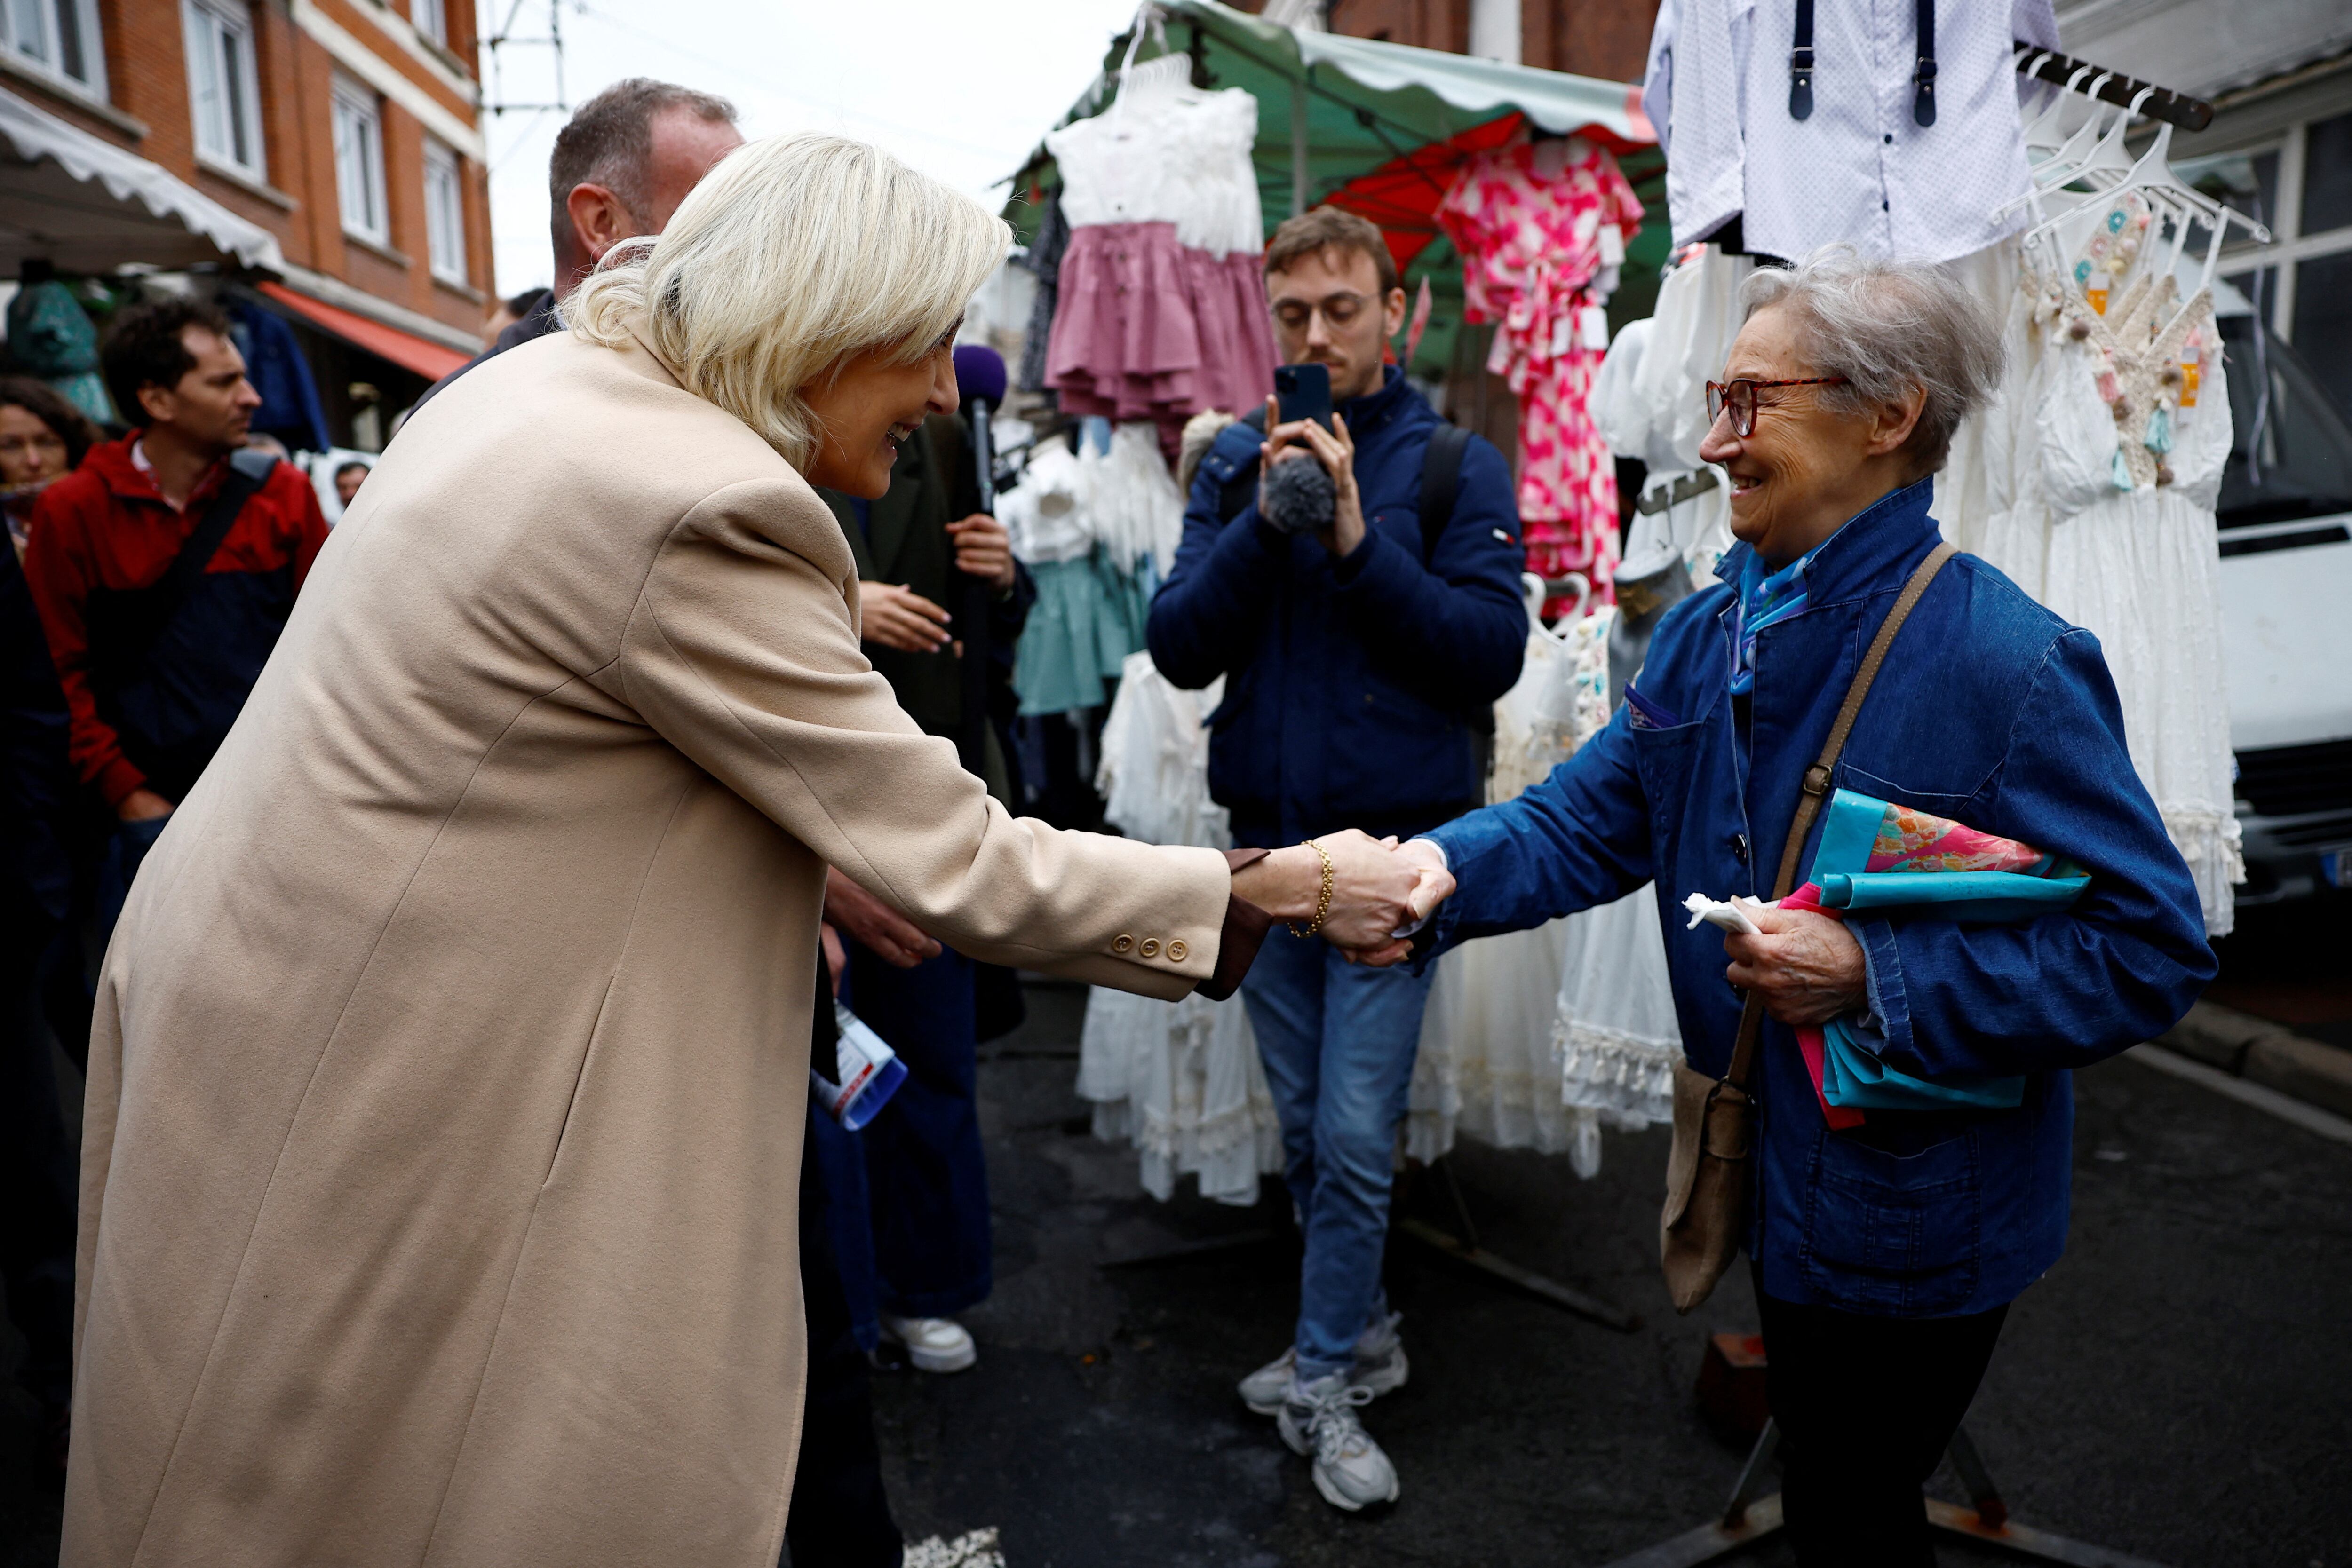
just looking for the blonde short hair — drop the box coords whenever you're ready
[569,132,1009,469]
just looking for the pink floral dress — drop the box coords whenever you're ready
[1438,139,1644,612]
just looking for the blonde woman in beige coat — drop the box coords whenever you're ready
[65,133,1447,1567]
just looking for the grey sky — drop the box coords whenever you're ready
[476,0,1140,296]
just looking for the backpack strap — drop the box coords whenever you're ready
[151,447,276,625]
[1722,541,1956,1093]
[1417,422,1472,566]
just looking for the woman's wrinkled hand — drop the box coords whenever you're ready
[1722,903,1867,1025]
[858,581,951,654]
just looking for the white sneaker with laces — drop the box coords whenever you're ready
[1277,1372,1399,1511]
[1237,1311,1409,1415]
[879,1315,977,1374]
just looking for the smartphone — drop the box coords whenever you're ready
[1274,363,1334,433]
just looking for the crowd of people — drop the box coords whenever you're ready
[0,63,2218,1568]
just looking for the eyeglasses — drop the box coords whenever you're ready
[1704,377,1848,437]
[1271,292,1372,333]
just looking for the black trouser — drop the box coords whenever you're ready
[1755,1267,2009,1568]
[784,1105,902,1568]
[0,895,78,1419]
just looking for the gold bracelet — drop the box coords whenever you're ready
[1288,839,1335,938]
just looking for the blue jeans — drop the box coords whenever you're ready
[1240,927,1437,1382]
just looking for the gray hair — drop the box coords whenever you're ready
[1737,245,2004,475]
[550,78,738,223]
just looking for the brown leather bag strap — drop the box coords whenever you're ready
[1723,541,1955,1090]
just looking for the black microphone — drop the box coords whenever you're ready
[949,345,1009,781]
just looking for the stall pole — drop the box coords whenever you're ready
[1289,76,1309,217]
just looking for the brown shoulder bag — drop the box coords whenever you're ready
[1659,543,1955,1314]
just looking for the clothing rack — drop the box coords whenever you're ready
[1599,1418,2171,1568]
[2012,41,2214,133]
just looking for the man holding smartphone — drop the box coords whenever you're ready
[1147,207,1526,1513]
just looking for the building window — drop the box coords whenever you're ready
[183,0,265,178]
[331,73,389,246]
[423,137,466,284]
[411,0,445,46]
[2205,110,2352,423]
[2,0,107,99]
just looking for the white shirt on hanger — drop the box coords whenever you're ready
[1649,0,2059,264]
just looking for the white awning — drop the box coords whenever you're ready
[0,86,285,274]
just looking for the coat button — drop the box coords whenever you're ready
[1140,938,1161,958]
[1113,934,1135,954]
[1168,939,1188,962]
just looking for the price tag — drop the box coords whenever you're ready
[1598,222,1626,268]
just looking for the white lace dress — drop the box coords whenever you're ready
[1077,653,1284,1205]
[1407,606,1677,1176]
[1045,86,1262,259]
[2033,268,2241,931]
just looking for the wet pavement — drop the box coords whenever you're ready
[3,948,2348,1567]
[869,981,2352,1568]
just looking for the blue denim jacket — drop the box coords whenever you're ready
[1423,479,2213,1316]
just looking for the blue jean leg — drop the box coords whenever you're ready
[1241,928,1436,1381]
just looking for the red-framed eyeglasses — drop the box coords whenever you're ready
[1705,377,1849,437]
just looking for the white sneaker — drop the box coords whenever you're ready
[1277,1372,1400,1512]
[1237,1311,1409,1415]
[879,1315,977,1374]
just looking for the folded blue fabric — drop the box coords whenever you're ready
[1808,789,2087,1113]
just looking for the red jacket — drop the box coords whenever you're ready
[24,436,329,805]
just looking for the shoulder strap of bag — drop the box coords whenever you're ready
[153,447,275,618]
[1417,421,1471,566]
[1723,541,1955,1091]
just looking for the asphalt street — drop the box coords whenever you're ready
[864,982,2352,1568]
[2,935,2346,1567]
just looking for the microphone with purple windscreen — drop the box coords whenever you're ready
[952,344,1007,512]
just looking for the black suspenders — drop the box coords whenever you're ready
[1789,0,1939,127]
[1912,0,1938,126]
[1788,0,1816,119]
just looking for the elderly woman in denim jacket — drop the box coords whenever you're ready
[1396,248,2212,1566]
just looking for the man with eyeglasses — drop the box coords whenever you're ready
[1147,206,1526,1513]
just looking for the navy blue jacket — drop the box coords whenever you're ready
[1147,369,1527,847]
[1423,479,2213,1316]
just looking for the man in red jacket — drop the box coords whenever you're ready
[24,296,328,924]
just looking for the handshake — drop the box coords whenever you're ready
[1231,831,1456,967]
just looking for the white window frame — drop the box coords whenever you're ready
[422,135,467,285]
[409,0,445,47]
[2215,116,2352,345]
[182,0,266,180]
[2,0,107,101]
[331,72,390,247]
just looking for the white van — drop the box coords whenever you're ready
[2214,287,2352,903]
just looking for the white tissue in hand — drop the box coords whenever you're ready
[1683,892,1767,935]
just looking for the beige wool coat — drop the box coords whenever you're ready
[66,328,1234,1567]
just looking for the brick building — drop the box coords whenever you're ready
[1254,0,1664,81]
[0,0,492,446]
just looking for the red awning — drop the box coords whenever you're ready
[257,280,472,381]
[1326,110,1658,277]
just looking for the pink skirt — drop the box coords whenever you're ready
[1046,222,1278,429]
